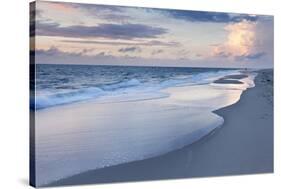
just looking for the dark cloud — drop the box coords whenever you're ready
[162,9,259,23]
[152,49,164,55]
[33,47,117,65]
[60,39,180,47]
[34,47,64,56]
[230,15,259,22]
[71,3,132,22]
[40,1,258,24]
[76,3,259,23]
[36,22,168,39]
[100,14,131,22]
[119,47,141,53]
[81,48,95,54]
[34,47,92,57]
[235,52,266,60]
[214,51,232,58]
[95,52,106,57]
[147,40,179,46]
[39,2,130,23]
[214,50,266,60]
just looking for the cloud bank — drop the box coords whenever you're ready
[36,22,168,39]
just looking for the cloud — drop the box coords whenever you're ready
[212,20,257,58]
[34,46,93,57]
[147,40,179,46]
[60,39,180,47]
[33,47,270,68]
[213,51,232,58]
[36,22,168,39]
[118,47,141,53]
[212,15,273,64]
[39,1,77,13]
[38,1,131,24]
[235,52,266,60]
[151,49,164,55]
[35,47,66,56]
[210,17,273,67]
[98,14,132,22]
[95,52,107,57]
[38,1,259,24]
[163,9,259,23]
[34,1,273,68]
[73,4,131,22]
[71,3,123,13]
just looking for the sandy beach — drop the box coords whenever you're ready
[29,3,274,187]
[46,69,273,187]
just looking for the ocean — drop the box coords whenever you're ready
[32,64,257,185]
[33,64,242,109]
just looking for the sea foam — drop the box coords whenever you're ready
[34,67,241,109]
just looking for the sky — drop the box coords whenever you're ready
[30,1,274,68]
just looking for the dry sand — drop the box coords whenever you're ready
[48,69,273,187]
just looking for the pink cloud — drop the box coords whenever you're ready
[212,20,257,58]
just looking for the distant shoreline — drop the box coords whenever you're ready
[46,69,273,187]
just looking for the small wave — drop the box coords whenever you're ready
[34,70,241,109]
[101,78,141,91]
[35,87,105,109]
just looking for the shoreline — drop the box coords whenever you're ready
[47,69,273,187]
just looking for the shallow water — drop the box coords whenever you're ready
[33,65,257,186]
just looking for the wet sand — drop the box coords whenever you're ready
[213,74,248,84]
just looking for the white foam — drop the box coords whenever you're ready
[35,70,241,109]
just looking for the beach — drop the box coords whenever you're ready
[41,69,273,187]
[29,3,275,188]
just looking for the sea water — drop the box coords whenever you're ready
[32,64,247,109]
[32,64,257,185]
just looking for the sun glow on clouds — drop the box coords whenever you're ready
[33,1,273,68]
[46,2,76,12]
[212,20,257,58]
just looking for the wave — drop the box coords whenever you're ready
[33,70,241,109]
[100,78,141,90]
[35,87,105,109]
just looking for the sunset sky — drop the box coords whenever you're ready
[31,1,274,68]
